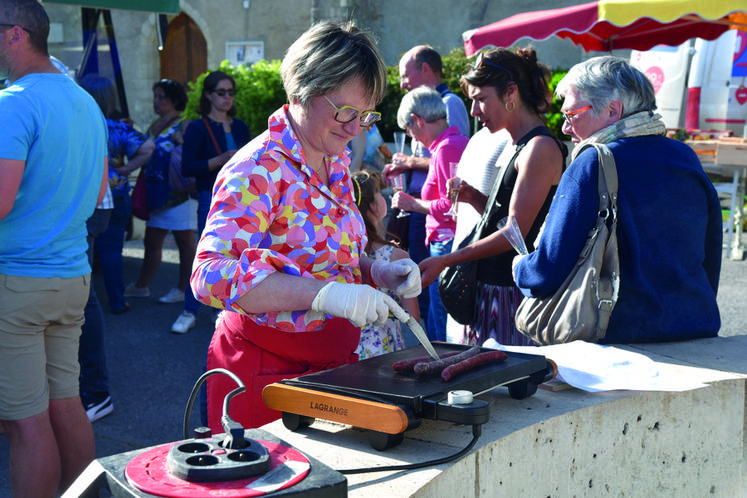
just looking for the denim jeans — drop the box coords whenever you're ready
[95,193,131,313]
[184,190,211,315]
[427,239,452,343]
[79,208,112,397]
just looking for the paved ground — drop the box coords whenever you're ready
[1,231,745,495]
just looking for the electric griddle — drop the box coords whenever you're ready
[263,343,555,450]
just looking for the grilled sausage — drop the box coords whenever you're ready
[413,347,481,376]
[391,351,460,372]
[441,350,509,382]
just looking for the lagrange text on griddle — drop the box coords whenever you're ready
[309,400,349,417]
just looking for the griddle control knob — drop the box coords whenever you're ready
[193,426,212,439]
[447,390,474,405]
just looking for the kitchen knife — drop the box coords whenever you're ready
[405,316,439,360]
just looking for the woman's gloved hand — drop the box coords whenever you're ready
[311,282,409,327]
[370,259,421,298]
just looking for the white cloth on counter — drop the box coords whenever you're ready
[483,339,709,393]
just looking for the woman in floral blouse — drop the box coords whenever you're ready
[191,21,422,430]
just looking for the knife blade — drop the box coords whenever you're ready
[405,316,439,360]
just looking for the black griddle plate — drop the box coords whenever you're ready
[282,343,550,415]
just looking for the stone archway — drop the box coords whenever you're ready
[159,12,207,88]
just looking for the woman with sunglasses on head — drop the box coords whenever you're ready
[513,56,721,344]
[171,72,251,333]
[190,21,421,431]
[418,48,567,347]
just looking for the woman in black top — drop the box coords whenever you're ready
[418,48,567,346]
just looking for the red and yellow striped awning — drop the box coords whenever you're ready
[463,0,747,55]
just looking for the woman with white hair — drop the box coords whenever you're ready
[392,86,468,342]
[191,21,421,430]
[513,56,722,344]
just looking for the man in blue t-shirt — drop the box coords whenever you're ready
[0,1,108,496]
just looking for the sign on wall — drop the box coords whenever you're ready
[226,41,264,67]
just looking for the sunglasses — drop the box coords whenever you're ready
[212,89,236,97]
[323,95,381,126]
[561,105,593,123]
[0,23,34,35]
[474,52,511,75]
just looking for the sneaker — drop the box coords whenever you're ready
[171,311,196,334]
[124,283,150,297]
[159,288,185,304]
[83,394,113,423]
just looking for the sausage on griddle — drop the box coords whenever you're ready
[441,350,509,382]
[413,347,481,376]
[392,351,460,372]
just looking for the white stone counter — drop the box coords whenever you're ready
[261,336,747,497]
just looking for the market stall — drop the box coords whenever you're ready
[688,137,747,259]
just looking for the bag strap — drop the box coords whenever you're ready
[574,143,619,263]
[469,164,507,244]
[202,117,222,154]
[472,132,529,242]
[590,143,618,218]
[576,143,618,216]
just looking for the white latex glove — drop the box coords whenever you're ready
[311,282,409,327]
[369,259,421,298]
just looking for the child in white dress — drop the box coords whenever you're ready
[352,170,420,359]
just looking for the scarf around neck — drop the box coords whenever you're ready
[571,110,667,161]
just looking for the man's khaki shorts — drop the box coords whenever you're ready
[0,273,89,420]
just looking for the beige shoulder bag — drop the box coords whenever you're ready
[515,143,619,345]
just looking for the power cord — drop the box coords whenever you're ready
[183,370,484,474]
[181,368,248,449]
[336,423,482,475]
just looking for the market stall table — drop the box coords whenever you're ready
[687,137,747,260]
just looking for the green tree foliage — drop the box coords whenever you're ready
[377,47,567,141]
[377,47,473,141]
[184,60,287,136]
[184,54,567,143]
[376,65,407,142]
[547,69,569,140]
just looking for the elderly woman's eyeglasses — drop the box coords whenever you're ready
[323,95,381,126]
[561,105,593,123]
[474,52,511,74]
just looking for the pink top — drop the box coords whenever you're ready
[191,105,367,332]
[421,126,469,244]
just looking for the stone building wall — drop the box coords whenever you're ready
[43,0,608,132]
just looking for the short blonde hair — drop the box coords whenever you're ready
[281,21,387,110]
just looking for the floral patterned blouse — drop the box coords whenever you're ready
[191,105,367,332]
[355,244,404,359]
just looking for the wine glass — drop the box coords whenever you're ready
[393,132,406,155]
[496,216,529,255]
[445,161,461,219]
[392,173,409,218]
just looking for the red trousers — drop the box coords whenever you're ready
[206,312,359,432]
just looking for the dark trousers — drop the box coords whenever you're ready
[95,193,131,313]
[79,208,112,397]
